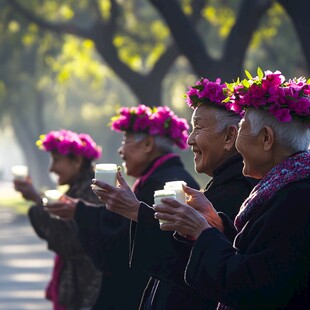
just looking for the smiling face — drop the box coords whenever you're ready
[117,132,152,178]
[235,112,265,179]
[187,105,228,176]
[49,152,83,185]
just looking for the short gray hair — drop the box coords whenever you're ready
[247,108,310,152]
[133,132,174,153]
[212,106,241,132]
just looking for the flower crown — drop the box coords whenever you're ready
[225,68,310,124]
[110,104,190,149]
[36,129,102,160]
[185,77,233,112]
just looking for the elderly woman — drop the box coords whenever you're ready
[47,105,199,310]
[92,79,257,310]
[154,70,310,309]
[14,129,102,310]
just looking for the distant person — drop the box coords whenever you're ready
[14,129,102,310]
[47,105,200,310]
[91,78,257,309]
[155,70,310,309]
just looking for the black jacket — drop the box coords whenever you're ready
[75,154,199,310]
[186,178,310,310]
[131,155,257,310]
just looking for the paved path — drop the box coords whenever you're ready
[0,208,53,310]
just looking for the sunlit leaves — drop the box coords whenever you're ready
[99,0,111,19]
[8,20,20,33]
[48,36,106,87]
[250,3,286,49]
[202,5,235,38]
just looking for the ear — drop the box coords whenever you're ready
[224,125,238,151]
[262,126,274,151]
[143,135,155,153]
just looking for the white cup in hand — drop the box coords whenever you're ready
[154,189,176,225]
[93,163,118,190]
[11,165,28,181]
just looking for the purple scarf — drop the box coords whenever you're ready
[219,150,310,309]
[234,150,310,231]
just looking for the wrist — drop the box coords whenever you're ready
[128,200,140,221]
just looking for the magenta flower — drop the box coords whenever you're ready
[225,68,310,124]
[185,77,230,110]
[111,104,189,149]
[261,70,285,90]
[37,129,101,160]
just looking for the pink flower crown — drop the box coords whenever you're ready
[225,68,310,124]
[110,104,190,150]
[185,77,233,112]
[36,129,102,160]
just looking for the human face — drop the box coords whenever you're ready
[118,133,150,178]
[187,105,228,176]
[49,153,82,185]
[235,113,264,179]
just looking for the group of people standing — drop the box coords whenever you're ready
[14,68,310,310]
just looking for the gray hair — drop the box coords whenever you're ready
[133,132,174,153]
[212,106,241,132]
[247,108,310,152]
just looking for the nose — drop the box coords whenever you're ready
[187,130,194,146]
[118,145,123,155]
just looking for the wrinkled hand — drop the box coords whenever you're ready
[183,185,224,232]
[154,198,211,239]
[45,195,78,220]
[13,177,42,204]
[92,171,140,221]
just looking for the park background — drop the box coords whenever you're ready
[1,0,310,190]
[0,1,309,308]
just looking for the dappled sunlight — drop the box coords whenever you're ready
[0,290,44,299]
[3,258,53,268]
[2,273,50,282]
[0,244,47,254]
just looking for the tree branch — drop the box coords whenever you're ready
[222,0,273,79]
[278,0,310,73]
[90,0,103,20]
[149,0,212,76]
[8,0,92,38]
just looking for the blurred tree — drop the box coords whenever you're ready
[150,0,310,79]
[0,8,58,187]
[1,0,308,187]
[6,0,309,103]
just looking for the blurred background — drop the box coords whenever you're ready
[1,0,310,190]
[0,0,309,309]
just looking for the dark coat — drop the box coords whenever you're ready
[185,178,310,310]
[131,155,257,310]
[74,155,200,310]
[28,167,102,309]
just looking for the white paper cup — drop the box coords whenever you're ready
[164,181,187,203]
[154,189,176,225]
[44,189,63,203]
[94,163,118,189]
[11,165,29,181]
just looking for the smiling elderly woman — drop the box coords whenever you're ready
[154,69,310,310]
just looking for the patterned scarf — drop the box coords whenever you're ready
[234,150,310,231]
[218,150,310,310]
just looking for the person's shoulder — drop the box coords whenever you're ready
[266,177,310,216]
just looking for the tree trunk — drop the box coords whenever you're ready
[279,0,310,73]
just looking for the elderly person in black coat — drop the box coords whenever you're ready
[47,105,199,310]
[154,69,310,309]
[93,78,257,310]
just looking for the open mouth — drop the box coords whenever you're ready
[192,149,202,159]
